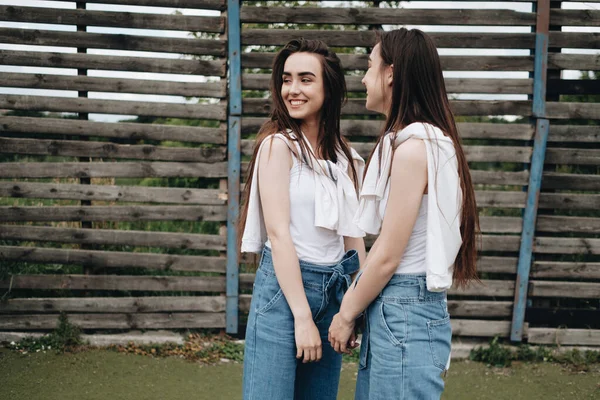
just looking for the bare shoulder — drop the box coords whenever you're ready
[258,135,293,162]
[393,138,427,167]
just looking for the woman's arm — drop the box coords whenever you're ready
[329,138,428,352]
[258,138,322,363]
[344,236,366,271]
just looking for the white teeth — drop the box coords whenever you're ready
[290,100,306,105]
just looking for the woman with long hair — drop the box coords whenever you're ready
[240,38,366,400]
[328,28,480,399]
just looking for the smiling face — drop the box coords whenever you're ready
[281,52,325,124]
[362,44,393,116]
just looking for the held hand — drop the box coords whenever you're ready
[294,316,322,363]
[328,312,356,354]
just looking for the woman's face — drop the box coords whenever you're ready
[281,52,325,124]
[362,44,393,116]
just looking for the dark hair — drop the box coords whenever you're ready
[238,38,358,249]
[370,28,480,288]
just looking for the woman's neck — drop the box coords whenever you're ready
[300,117,321,156]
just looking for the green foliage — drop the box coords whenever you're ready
[8,313,84,353]
[470,337,514,367]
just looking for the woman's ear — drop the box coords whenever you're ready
[387,64,394,87]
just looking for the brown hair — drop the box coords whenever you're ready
[371,28,480,288]
[238,38,358,249]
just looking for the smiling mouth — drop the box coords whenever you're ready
[289,99,307,107]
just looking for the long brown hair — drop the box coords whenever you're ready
[238,38,358,249]
[371,28,480,288]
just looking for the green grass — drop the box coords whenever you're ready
[1,348,599,400]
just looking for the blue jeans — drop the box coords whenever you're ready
[243,246,360,400]
[356,274,451,400]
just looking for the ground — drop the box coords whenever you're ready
[1,348,599,400]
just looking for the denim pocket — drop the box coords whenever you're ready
[255,271,284,315]
[359,310,369,370]
[379,302,407,346]
[427,315,452,370]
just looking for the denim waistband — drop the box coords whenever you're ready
[379,274,447,303]
[260,245,360,277]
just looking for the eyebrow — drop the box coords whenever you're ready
[282,71,317,77]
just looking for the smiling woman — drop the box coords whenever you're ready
[238,38,366,400]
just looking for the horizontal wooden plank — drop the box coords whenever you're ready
[529,281,600,299]
[0,246,226,273]
[552,9,600,27]
[450,320,513,338]
[545,148,600,165]
[541,172,600,191]
[477,191,600,210]
[242,53,535,71]
[480,216,521,234]
[0,206,227,222]
[241,7,536,26]
[0,95,226,120]
[480,235,519,253]
[0,137,226,163]
[471,170,528,186]
[534,237,600,255]
[0,50,226,76]
[242,30,537,48]
[0,28,225,56]
[449,280,515,297]
[531,262,600,280]
[548,53,600,71]
[2,6,225,33]
[50,0,226,10]
[0,72,226,98]
[447,300,513,318]
[549,125,600,143]
[536,216,600,234]
[242,98,532,117]
[0,116,226,145]
[0,182,226,205]
[0,312,225,330]
[549,32,600,49]
[0,296,227,314]
[0,162,228,178]
[0,225,226,251]
[242,73,532,94]
[546,102,600,120]
[528,328,600,346]
[0,274,226,292]
[477,256,517,274]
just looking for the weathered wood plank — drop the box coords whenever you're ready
[0,95,226,120]
[550,32,600,49]
[549,125,600,143]
[242,30,536,48]
[0,313,225,330]
[242,53,535,71]
[548,53,600,71]
[471,170,528,186]
[2,6,225,33]
[450,320,514,338]
[242,73,532,94]
[479,216,521,234]
[542,173,600,191]
[0,72,227,98]
[0,246,226,273]
[447,301,513,318]
[546,102,600,120]
[0,116,226,145]
[0,137,227,163]
[240,7,536,26]
[545,148,600,165]
[242,98,532,117]
[0,225,226,251]
[0,182,226,205]
[0,50,226,77]
[480,235,520,253]
[477,191,600,210]
[0,206,227,222]
[0,296,227,314]
[0,274,226,292]
[528,328,600,346]
[0,28,225,56]
[449,280,515,297]
[529,281,600,299]
[536,216,600,234]
[534,237,600,255]
[0,162,228,178]
[531,262,600,280]
[45,0,226,10]
[477,256,517,274]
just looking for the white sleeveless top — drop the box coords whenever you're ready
[266,155,345,265]
[379,185,428,274]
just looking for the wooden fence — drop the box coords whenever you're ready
[1,1,599,348]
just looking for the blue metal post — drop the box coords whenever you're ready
[510,0,550,342]
[226,0,241,334]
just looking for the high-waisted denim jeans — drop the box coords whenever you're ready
[355,274,451,400]
[242,246,360,400]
